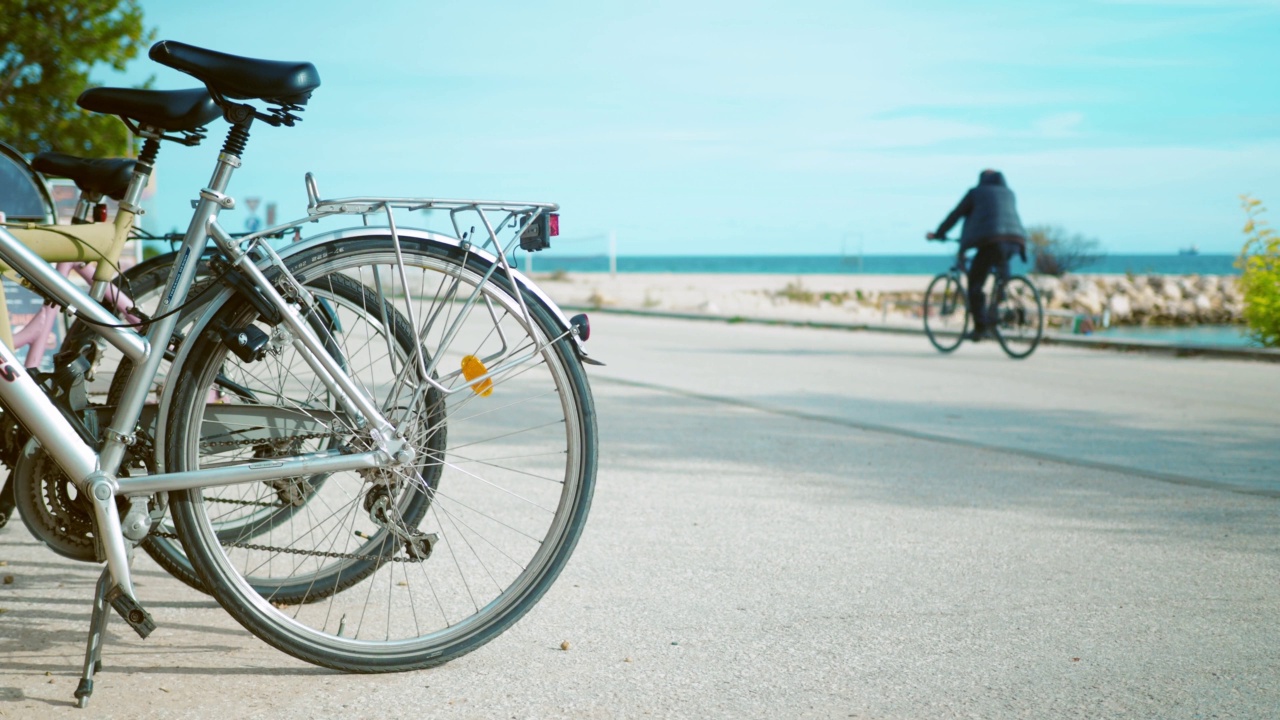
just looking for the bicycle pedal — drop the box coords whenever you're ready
[104,586,156,639]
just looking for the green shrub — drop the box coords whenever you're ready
[1239,196,1280,347]
[775,281,816,304]
[1026,225,1104,276]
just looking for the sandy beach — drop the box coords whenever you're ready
[532,272,934,327]
[531,270,1246,333]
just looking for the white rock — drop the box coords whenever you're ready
[1076,286,1105,316]
[1108,294,1133,321]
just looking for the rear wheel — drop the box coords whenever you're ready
[993,275,1043,359]
[923,272,968,353]
[166,236,596,671]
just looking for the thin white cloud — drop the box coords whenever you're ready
[1033,112,1086,139]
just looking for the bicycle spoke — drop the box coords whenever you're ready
[167,238,594,671]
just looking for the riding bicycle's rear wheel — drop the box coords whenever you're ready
[923,272,968,353]
[993,275,1043,359]
[166,236,596,672]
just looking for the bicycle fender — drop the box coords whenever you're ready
[283,226,591,360]
[153,227,596,471]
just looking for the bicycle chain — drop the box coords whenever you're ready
[203,495,288,509]
[156,427,422,562]
[148,529,425,563]
[202,430,336,449]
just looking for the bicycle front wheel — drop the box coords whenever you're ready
[923,272,968,353]
[166,235,596,672]
[993,275,1043,359]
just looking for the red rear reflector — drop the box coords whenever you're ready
[549,213,559,237]
[95,204,109,223]
[569,313,589,341]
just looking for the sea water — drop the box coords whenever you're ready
[521,253,1240,276]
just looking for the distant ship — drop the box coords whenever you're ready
[1178,244,1199,256]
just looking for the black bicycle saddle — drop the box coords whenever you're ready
[149,40,320,107]
[30,153,136,201]
[76,87,221,133]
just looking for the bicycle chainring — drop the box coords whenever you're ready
[12,441,101,562]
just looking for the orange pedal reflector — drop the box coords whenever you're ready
[461,355,493,396]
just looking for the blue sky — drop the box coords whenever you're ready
[101,0,1280,255]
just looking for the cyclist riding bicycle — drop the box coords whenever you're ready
[926,169,1028,340]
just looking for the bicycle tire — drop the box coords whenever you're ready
[923,271,968,353]
[167,235,596,671]
[62,252,206,590]
[993,275,1043,359]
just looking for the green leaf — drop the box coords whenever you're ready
[0,0,155,157]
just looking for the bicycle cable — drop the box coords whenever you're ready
[66,260,234,330]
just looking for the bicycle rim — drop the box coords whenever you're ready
[923,273,968,353]
[167,236,596,670]
[994,276,1043,359]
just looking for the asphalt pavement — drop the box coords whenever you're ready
[1,314,1277,719]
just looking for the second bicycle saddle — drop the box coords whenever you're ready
[75,87,221,134]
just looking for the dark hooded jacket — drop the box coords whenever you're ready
[934,170,1027,256]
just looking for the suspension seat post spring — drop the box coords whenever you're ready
[137,137,161,170]
[118,137,162,216]
[221,121,252,159]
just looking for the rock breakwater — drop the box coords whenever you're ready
[1035,274,1242,326]
[851,274,1242,327]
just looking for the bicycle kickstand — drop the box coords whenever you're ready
[75,568,113,708]
[75,559,156,708]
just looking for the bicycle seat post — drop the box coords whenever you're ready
[87,137,161,303]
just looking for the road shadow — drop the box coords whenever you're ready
[590,382,1280,549]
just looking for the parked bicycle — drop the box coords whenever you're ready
[0,101,293,594]
[0,40,598,708]
[0,98,220,536]
[922,242,1045,359]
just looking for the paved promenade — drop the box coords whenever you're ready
[1,315,1277,718]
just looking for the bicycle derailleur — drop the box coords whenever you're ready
[360,470,436,562]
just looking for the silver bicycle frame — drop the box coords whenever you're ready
[0,151,404,599]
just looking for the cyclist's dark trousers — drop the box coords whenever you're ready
[967,241,1018,330]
